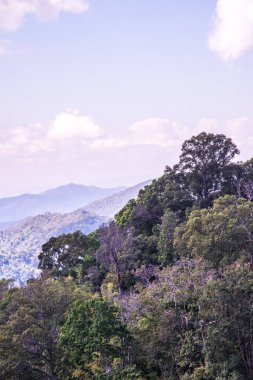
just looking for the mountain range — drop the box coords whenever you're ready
[0,184,126,224]
[0,180,151,284]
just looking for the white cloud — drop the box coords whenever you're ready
[0,0,89,31]
[1,112,253,196]
[0,110,104,159]
[49,111,103,140]
[1,113,253,162]
[209,0,253,61]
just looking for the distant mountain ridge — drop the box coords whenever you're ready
[85,180,152,217]
[0,183,126,224]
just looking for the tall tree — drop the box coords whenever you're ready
[177,132,239,206]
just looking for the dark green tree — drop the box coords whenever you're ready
[158,210,179,265]
[38,231,90,279]
[58,297,131,379]
[177,132,239,206]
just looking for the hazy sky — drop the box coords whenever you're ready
[1,0,253,196]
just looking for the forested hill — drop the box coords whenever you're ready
[0,209,107,285]
[1,132,253,379]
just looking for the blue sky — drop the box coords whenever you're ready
[1,0,253,196]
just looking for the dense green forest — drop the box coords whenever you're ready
[1,132,253,380]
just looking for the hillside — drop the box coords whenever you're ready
[0,183,126,224]
[85,180,152,217]
[0,209,107,285]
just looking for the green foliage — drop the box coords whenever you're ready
[133,234,159,266]
[115,199,136,227]
[0,277,73,379]
[177,330,203,375]
[109,365,143,379]
[161,167,194,218]
[222,159,253,200]
[174,195,253,269]
[177,132,239,206]
[38,231,90,278]
[120,261,206,379]
[158,210,179,265]
[200,268,253,379]
[2,132,253,379]
[58,297,131,379]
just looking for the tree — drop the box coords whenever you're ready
[177,132,239,206]
[162,166,194,219]
[222,159,253,201]
[58,297,131,379]
[241,158,253,200]
[38,231,90,279]
[0,277,73,380]
[123,261,207,379]
[115,199,137,228]
[96,222,134,296]
[133,233,159,267]
[200,268,253,379]
[158,210,179,265]
[174,196,253,270]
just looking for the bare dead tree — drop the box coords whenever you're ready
[96,222,134,296]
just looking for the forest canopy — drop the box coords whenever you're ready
[1,132,253,379]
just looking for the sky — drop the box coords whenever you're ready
[1,0,253,197]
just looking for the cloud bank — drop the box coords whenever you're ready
[1,111,253,158]
[0,110,103,157]
[209,0,253,61]
[0,0,89,31]
[1,110,253,196]
[1,110,252,162]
